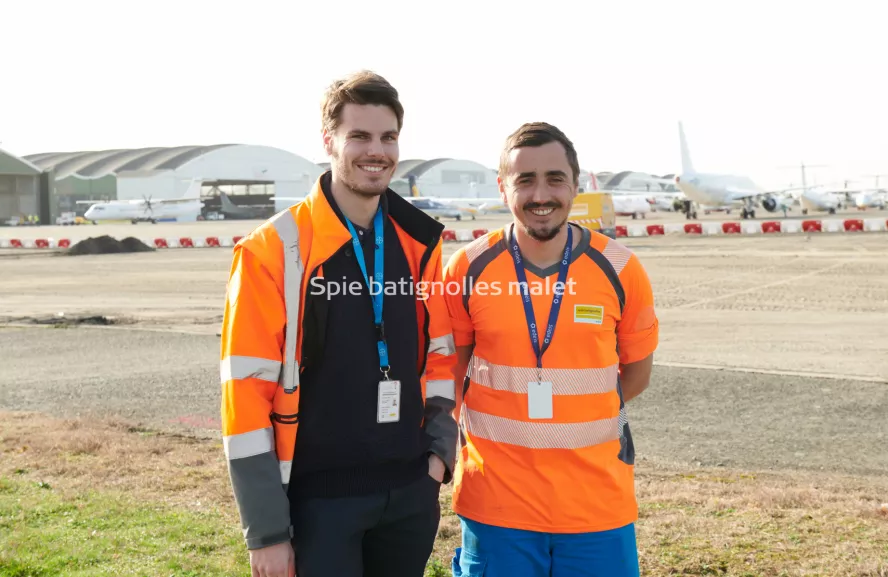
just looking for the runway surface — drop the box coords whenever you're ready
[1,220,887,479]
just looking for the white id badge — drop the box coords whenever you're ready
[377,380,401,423]
[528,381,553,419]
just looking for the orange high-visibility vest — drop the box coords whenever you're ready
[443,224,659,533]
[220,173,458,549]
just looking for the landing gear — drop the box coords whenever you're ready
[681,200,697,220]
[740,199,756,219]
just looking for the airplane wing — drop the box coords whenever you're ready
[159,197,202,204]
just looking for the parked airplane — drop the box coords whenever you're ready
[586,169,679,215]
[853,190,887,210]
[403,175,498,217]
[219,192,273,219]
[671,122,804,220]
[611,194,652,219]
[81,179,203,223]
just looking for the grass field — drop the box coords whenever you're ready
[2,411,886,576]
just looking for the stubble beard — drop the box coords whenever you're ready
[521,201,567,242]
[332,151,390,197]
[523,218,567,242]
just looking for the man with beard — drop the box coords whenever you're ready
[442,122,659,576]
[219,70,458,577]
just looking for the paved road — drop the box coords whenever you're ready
[2,325,885,478]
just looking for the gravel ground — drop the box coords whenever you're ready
[1,224,887,479]
[1,325,885,478]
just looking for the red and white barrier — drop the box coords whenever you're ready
[2,218,887,250]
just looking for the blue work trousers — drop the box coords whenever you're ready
[451,515,639,577]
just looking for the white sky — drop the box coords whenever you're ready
[2,0,886,190]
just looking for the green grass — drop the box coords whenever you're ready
[0,477,249,577]
[1,410,887,576]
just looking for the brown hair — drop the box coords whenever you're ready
[321,70,404,133]
[499,122,580,186]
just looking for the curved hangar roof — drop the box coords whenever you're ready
[23,144,238,180]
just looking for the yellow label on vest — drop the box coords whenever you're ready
[574,304,604,324]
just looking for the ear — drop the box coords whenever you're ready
[497,175,507,203]
[322,128,334,156]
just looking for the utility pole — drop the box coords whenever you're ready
[776,161,828,191]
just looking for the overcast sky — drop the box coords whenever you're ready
[2,0,886,190]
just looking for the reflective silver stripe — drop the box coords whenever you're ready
[471,355,618,396]
[279,460,292,484]
[428,333,456,357]
[223,427,275,460]
[602,238,632,275]
[220,355,282,384]
[464,408,621,450]
[426,379,455,401]
[270,211,304,394]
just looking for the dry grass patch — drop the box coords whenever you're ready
[0,411,233,516]
[2,411,887,576]
[634,462,888,575]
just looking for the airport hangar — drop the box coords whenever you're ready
[0,143,622,224]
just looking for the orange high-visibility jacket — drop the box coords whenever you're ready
[220,173,458,549]
[443,224,659,534]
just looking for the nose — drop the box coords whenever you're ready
[528,181,551,204]
[366,137,385,158]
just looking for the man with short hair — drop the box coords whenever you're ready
[443,122,659,576]
[220,70,458,577]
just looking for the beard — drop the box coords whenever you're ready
[522,201,566,241]
[331,149,391,197]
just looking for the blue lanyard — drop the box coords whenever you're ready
[344,206,389,377]
[509,223,572,380]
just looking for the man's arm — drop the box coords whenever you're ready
[452,344,473,422]
[441,248,476,424]
[220,243,293,550]
[619,353,653,403]
[616,252,659,402]
[421,239,459,484]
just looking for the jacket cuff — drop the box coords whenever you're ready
[423,397,458,484]
[245,527,294,550]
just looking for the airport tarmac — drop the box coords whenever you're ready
[1,223,886,479]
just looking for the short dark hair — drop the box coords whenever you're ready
[499,122,580,186]
[321,70,404,133]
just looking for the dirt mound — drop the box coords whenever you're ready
[66,235,155,256]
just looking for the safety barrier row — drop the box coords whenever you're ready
[612,218,888,238]
[2,219,886,250]
[0,230,491,250]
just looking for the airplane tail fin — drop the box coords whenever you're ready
[220,192,237,211]
[408,175,421,197]
[181,178,203,200]
[678,121,695,174]
[590,172,600,191]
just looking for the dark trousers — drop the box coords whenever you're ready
[290,473,442,577]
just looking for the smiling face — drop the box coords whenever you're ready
[324,103,399,197]
[499,139,579,241]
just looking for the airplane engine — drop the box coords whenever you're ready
[761,195,788,213]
